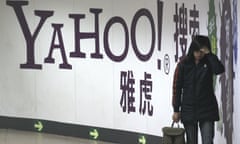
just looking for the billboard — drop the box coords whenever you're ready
[0,0,239,143]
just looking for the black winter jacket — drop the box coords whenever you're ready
[172,53,225,123]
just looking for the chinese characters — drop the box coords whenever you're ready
[120,71,153,116]
[174,3,199,62]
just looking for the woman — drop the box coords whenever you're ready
[172,35,225,144]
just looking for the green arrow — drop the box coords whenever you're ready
[34,121,43,132]
[89,129,99,139]
[138,136,146,144]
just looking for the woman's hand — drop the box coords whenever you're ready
[200,46,210,54]
[172,112,180,122]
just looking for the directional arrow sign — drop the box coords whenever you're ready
[89,129,99,139]
[138,135,146,144]
[34,121,43,132]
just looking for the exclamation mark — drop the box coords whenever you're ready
[157,0,163,70]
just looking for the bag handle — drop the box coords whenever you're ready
[171,121,180,128]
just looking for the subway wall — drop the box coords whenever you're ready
[0,0,239,143]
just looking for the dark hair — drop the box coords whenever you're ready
[187,35,212,60]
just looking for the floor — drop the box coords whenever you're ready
[0,129,116,144]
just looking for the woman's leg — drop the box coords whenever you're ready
[184,122,198,144]
[199,121,215,144]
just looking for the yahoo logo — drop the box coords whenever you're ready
[7,0,163,69]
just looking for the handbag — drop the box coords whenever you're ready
[162,121,185,144]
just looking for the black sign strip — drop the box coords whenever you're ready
[0,116,162,144]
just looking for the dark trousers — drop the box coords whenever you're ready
[184,121,215,144]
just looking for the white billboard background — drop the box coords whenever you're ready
[0,0,239,143]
